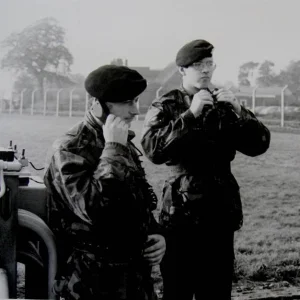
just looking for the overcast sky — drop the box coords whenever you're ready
[0,0,300,90]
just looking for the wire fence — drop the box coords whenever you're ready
[0,88,89,117]
[1,87,300,128]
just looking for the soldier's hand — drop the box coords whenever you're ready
[103,114,128,146]
[143,234,166,266]
[213,88,241,115]
[189,89,214,118]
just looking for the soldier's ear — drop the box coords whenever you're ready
[91,99,103,118]
[178,66,186,76]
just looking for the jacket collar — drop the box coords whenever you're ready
[179,84,192,107]
[179,83,217,107]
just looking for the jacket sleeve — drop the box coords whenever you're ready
[46,142,140,225]
[141,100,197,164]
[233,106,271,156]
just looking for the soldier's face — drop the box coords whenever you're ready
[182,57,216,89]
[106,97,140,127]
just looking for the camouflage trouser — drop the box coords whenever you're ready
[53,250,157,300]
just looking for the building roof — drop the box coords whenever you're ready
[153,62,178,85]
[129,66,161,83]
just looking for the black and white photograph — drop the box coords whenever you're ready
[0,0,299,299]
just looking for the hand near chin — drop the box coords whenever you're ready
[213,89,241,115]
[103,114,129,146]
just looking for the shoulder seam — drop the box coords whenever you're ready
[156,89,183,104]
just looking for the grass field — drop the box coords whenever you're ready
[1,113,300,297]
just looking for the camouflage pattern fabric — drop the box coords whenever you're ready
[52,250,157,300]
[44,111,160,300]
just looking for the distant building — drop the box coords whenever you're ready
[128,66,162,112]
[129,62,300,112]
[236,86,297,107]
[129,66,161,84]
[111,59,161,83]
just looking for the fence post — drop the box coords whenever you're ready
[9,91,13,115]
[31,89,39,116]
[56,89,65,117]
[252,86,257,114]
[20,89,27,115]
[281,85,288,128]
[43,89,50,116]
[69,88,76,117]
[0,90,3,113]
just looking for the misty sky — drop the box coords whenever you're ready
[0,0,300,90]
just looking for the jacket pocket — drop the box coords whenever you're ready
[159,175,206,229]
[158,178,175,228]
[178,174,206,203]
[159,174,243,232]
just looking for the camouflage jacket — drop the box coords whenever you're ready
[44,111,161,265]
[141,88,271,232]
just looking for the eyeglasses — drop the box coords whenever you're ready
[192,61,216,70]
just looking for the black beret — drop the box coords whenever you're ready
[175,39,214,67]
[85,65,147,103]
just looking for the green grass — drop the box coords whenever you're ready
[1,113,300,295]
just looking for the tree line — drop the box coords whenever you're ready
[238,60,300,98]
[1,17,300,101]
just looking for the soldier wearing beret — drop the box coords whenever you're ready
[44,65,166,300]
[141,40,271,299]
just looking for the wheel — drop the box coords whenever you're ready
[17,209,57,299]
